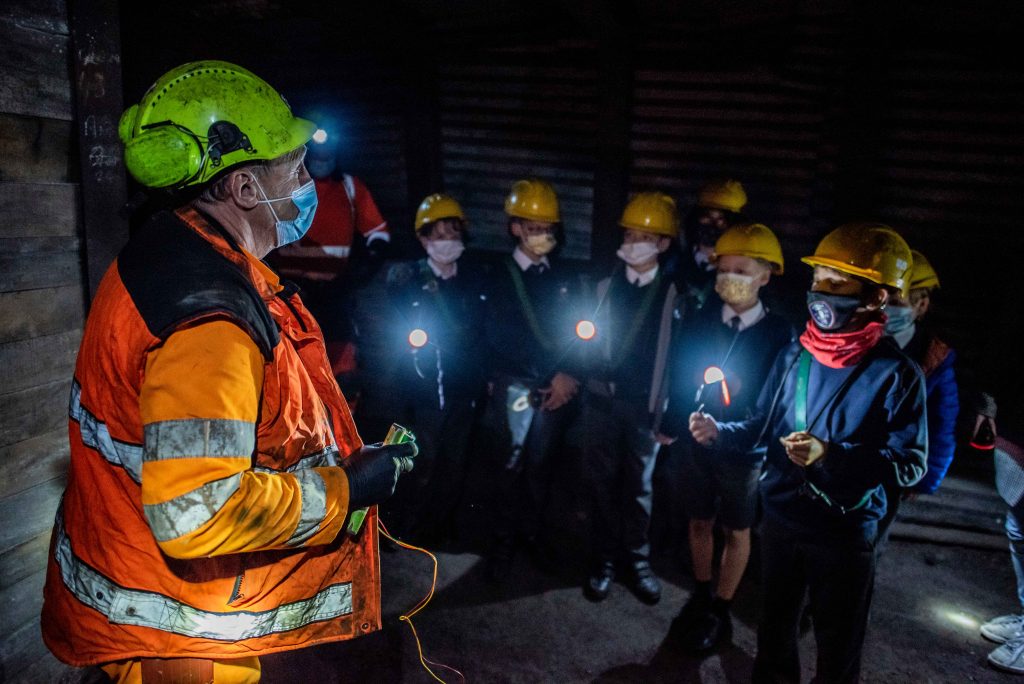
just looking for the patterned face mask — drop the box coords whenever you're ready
[715,272,757,306]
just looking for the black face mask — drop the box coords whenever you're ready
[807,290,861,331]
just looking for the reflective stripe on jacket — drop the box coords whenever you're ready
[42,208,380,666]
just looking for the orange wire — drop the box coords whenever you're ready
[378,520,466,683]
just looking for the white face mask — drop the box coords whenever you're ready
[425,239,465,265]
[616,241,661,266]
[715,272,758,306]
[524,233,557,256]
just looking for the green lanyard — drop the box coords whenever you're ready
[606,271,663,370]
[505,257,557,353]
[794,349,812,431]
[794,348,871,514]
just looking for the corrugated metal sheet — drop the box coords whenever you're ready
[628,16,846,266]
[438,42,600,259]
[875,43,1024,342]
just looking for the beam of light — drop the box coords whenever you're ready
[721,378,731,406]
[575,319,596,341]
[943,611,979,630]
[312,128,329,144]
[703,366,725,384]
[408,328,428,349]
[932,604,980,631]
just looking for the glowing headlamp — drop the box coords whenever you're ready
[408,328,428,349]
[575,319,596,341]
[312,128,329,144]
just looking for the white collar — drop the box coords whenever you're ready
[513,247,549,272]
[892,322,917,349]
[721,300,765,331]
[625,264,659,287]
[427,258,457,280]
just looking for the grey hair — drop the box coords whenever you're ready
[192,146,306,205]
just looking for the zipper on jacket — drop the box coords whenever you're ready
[228,571,245,604]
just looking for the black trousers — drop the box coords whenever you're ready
[753,517,876,684]
[580,397,659,562]
[487,378,575,540]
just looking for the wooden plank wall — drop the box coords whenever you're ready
[0,0,85,681]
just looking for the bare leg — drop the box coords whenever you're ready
[717,526,751,600]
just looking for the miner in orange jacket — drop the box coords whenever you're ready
[40,61,416,683]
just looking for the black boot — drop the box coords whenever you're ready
[625,559,662,605]
[682,598,733,653]
[583,559,616,602]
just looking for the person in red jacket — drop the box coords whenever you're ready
[271,132,392,390]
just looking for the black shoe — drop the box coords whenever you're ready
[583,560,615,602]
[682,608,732,653]
[670,592,712,635]
[626,559,662,605]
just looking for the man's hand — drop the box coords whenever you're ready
[780,431,828,467]
[342,441,418,509]
[655,433,677,446]
[689,412,718,446]
[539,372,579,411]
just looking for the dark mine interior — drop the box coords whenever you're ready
[2,1,1022,682]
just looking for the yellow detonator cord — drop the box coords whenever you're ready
[378,520,465,683]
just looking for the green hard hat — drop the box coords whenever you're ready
[118,60,316,189]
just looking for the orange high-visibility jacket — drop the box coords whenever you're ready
[41,207,381,666]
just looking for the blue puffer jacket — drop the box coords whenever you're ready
[714,336,928,543]
[904,328,959,494]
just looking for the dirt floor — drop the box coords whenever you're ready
[260,463,1021,683]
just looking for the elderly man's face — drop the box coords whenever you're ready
[244,149,311,256]
[261,150,310,222]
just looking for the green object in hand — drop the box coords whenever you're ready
[346,423,415,536]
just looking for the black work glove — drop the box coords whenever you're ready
[342,441,417,509]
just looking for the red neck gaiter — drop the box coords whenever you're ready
[799,317,886,369]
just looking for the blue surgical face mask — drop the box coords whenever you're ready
[885,304,916,336]
[254,178,318,247]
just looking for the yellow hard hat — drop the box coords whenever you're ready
[713,223,784,274]
[415,193,466,232]
[504,179,560,223]
[801,222,912,291]
[619,192,679,238]
[909,249,940,290]
[698,179,748,214]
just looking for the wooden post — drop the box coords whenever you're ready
[69,0,128,301]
